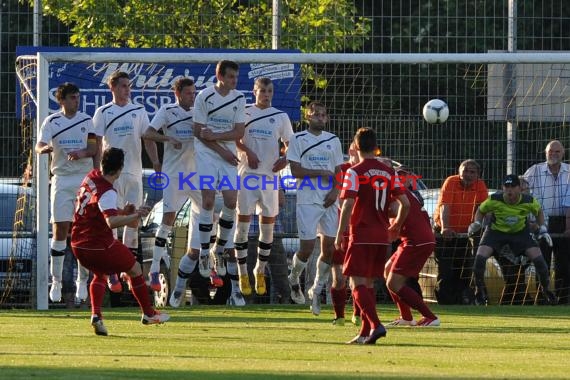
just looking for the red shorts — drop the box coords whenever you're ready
[343,244,389,278]
[390,243,435,278]
[72,240,136,276]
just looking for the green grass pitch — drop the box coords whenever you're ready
[0,304,568,379]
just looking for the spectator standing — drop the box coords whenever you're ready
[525,140,570,304]
[433,159,488,304]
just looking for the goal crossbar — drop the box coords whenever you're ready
[39,51,570,64]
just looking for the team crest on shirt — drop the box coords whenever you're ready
[326,144,331,149]
[269,118,275,124]
[81,127,86,133]
[233,106,238,112]
[131,114,136,118]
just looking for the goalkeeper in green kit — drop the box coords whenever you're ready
[469,174,557,306]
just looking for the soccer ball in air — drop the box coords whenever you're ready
[422,99,449,124]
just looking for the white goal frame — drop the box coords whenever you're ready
[35,51,570,310]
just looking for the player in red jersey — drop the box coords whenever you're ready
[71,147,169,336]
[331,143,361,326]
[385,168,440,327]
[335,128,410,345]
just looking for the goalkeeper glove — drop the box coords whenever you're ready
[468,221,482,236]
[537,225,553,247]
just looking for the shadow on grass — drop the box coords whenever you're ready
[0,366,521,380]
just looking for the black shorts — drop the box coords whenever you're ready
[479,228,538,255]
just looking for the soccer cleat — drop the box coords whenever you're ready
[310,294,321,316]
[351,315,362,327]
[254,272,266,295]
[288,275,305,304]
[417,317,441,327]
[363,324,387,344]
[475,287,488,306]
[228,292,246,307]
[107,274,122,293]
[91,316,108,336]
[386,318,417,327]
[198,254,211,278]
[540,287,558,306]
[169,290,184,308]
[332,317,345,326]
[239,275,252,296]
[149,272,162,292]
[214,251,226,276]
[346,335,366,345]
[49,280,62,302]
[75,280,88,302]
[141,310,170,325]
[308,285,321,316]
[210,270,224,288]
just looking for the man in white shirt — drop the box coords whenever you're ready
[35,82,97,303]
[526,140,570,304]
[142,77,202,296]
[233,77,294,297]
[192,60,246,287]
[93,71,159,291]
[286,101,344,315]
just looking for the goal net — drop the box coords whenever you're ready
[10,49,570,309]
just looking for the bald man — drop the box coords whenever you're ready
[524,140,569,305]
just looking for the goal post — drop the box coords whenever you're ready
[12,48,570,309]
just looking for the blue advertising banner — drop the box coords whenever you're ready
[16,47,302,121]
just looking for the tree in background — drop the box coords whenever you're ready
[33,0,370,53]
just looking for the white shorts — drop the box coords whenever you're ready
[163,173,202,213]
[296,203,339,240]
[194,152,238,191]
[236,185,278,217]
[50,173,85,223]
[114,172,143,207]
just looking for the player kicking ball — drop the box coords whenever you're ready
[71,148,169,336]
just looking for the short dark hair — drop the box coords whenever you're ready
[305,101,327,116]
[107,71,130,87]
[254,77,272,89]
[55,82,80,102]
[173,77,195,92]
[353,127,378,153]
[216,60,239,76]
[101,147,124,176]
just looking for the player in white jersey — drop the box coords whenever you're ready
[286,101,344,315]
[141,77,202,296]
[93,71,159,291]
[35,82,97,303]
[233,77,294,296]
[192,60,246,286]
